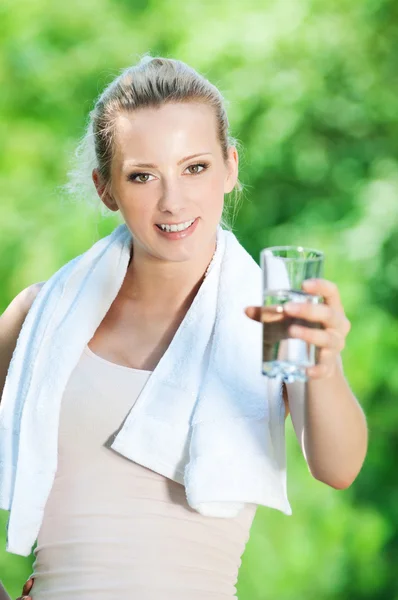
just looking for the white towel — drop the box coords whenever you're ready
[0,223,291,557]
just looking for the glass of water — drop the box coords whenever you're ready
[260,246,324,383]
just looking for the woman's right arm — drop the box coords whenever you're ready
[0,282,45,404]
[1,283,45,598]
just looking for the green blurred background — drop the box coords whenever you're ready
[1,0,398,597]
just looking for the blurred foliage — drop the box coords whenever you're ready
[1,0,398,598]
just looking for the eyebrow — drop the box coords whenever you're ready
[123,152,213,169]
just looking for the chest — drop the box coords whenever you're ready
[87,295,187,372]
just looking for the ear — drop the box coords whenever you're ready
[92,169,119,212]
[223,146,239,194]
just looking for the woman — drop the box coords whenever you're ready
[0,56,367,600]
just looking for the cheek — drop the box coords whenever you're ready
[117,183,153,215]
[116,200,153,237]
[196,172,225,209]
[129,203,154,226]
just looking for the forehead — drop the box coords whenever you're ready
[113,102,220,164]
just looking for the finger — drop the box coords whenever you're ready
[245,306,285,323]
[22,579,34,595]
[245,306,261,321]
[302,279,344,311]
[284,302,344,330]
[289,325,345,351]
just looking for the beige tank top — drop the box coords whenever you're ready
[30,344,258,599]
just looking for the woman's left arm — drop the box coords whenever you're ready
[246,278,368,490]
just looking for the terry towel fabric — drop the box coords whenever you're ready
[0,223,292,557]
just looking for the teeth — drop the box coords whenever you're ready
[159,219,195,233]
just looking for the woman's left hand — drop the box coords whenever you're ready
[245,278,351,380]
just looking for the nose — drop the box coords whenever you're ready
[157,178,186,215]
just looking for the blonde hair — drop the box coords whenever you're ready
[64,54,243,227]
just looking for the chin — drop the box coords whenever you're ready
[156,244,201,264]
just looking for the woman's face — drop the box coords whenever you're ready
[93,102,238,267]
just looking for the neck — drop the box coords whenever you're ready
[119,237,217,313]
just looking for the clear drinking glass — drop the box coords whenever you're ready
[260,246,324,383]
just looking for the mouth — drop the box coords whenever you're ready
[155,217,199,239]
[156,218,196,233]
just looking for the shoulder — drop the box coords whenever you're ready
[22,281,46,314]
[1,281,46,322]
[0,282,46,402]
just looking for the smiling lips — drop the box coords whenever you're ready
[156,218,196,233]
[155,217,199,240]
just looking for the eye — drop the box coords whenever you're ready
[186,163,209,175]
[127,172,155,184]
